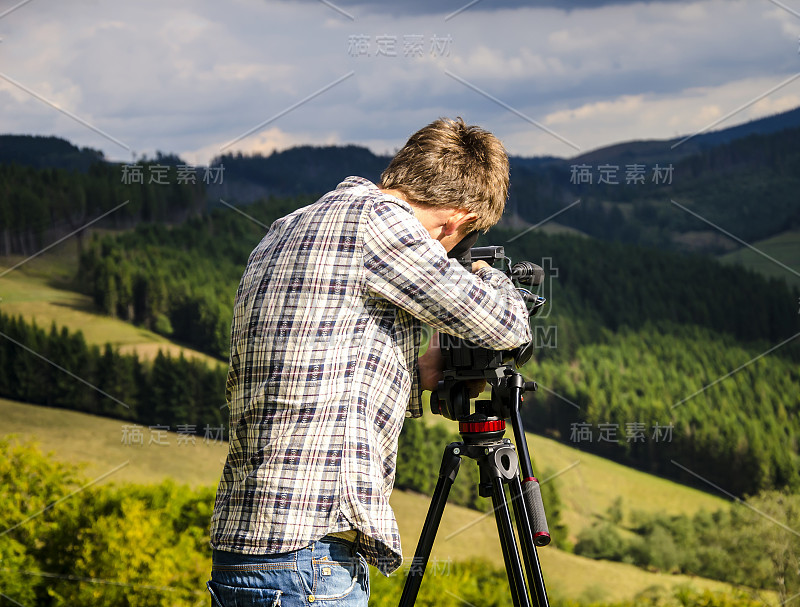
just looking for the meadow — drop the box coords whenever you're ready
[1,398,752,605]
[720,229,800,289]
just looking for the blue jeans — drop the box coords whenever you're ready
[208,537,370,607]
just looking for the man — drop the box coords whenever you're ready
[208,118,532,606]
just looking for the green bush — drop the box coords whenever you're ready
[573,523,629,562]
[574,495,800,601]
[0,438,209,606]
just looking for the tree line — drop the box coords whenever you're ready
[0,312,227,431]
[491,230,800,496]
[1,311,556,519]
[77,197,311,358]
[520,325,800,497]
[78,209,800,365]
[574,493,800,604]
[0,160,205,257]
[508,126,800,252]
[490,228,800,360]
[3,124,799,261]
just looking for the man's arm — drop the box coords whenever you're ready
[417,332,443,391]
[363,200,532,351]
[419,331,486,397]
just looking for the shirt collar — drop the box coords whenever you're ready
[336,176,413,213]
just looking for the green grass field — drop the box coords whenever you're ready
[0,243,224,368]
[1,398,758,604]
[526,432,726,539]
[418,409,727,542]
[719,229,800,289]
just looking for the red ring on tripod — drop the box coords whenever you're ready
[459,420,506,433]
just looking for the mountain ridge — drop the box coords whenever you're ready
[2,104,798,257]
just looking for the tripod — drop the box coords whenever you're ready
[399,370,551,607]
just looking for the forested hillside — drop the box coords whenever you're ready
[76,197,311,357]
[0,134,105,171]
[495,228,800,495]
[1,118,799,602]
[0,312,227,429]
[2,122,798,499]
[206,124,800,255]
[508,125,800,251]
[491,229,799,355]
[6,195,789,498]
[211,144,388,199]
[0,160,206,257]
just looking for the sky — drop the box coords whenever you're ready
[1,0,799,165]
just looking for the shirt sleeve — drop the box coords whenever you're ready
[363,198,532,350]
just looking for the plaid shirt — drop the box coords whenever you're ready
[210,177,532,574]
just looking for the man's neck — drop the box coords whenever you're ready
[378,188,408,203]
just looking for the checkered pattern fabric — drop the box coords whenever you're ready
[209,177,531,574]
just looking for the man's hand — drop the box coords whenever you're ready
[418,332,487,398]
[418,332,443,391]
[472,260,491,272]
[465,378,487,399]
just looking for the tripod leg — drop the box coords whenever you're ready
[509,476,551,607]
[490,477,532,607]
[399,442,462,607]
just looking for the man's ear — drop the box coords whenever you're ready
[444,210,478,236]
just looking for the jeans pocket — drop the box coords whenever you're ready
[310,552,360,600]
[207,580,282,607]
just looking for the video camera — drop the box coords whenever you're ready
[402,242,554,606]
[430,244,546,422]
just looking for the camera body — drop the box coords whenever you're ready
[430,245,545,422]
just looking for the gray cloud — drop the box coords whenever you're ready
[306,0,695,19]
[0,0,797,162]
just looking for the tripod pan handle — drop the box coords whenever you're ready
[522,478,551,547]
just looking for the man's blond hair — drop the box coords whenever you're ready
[380,117,509,233]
